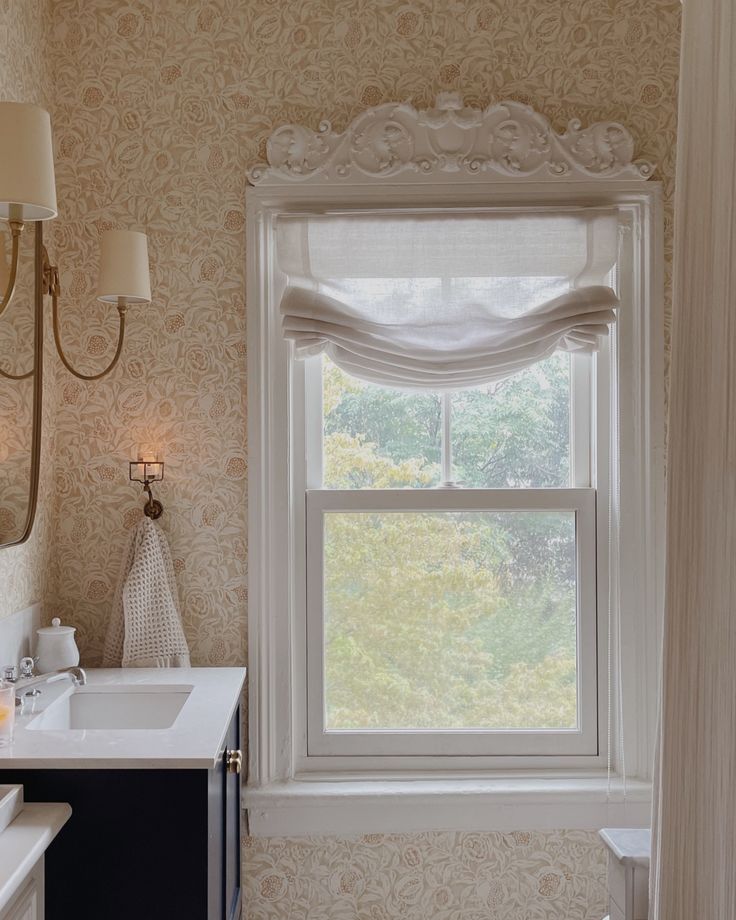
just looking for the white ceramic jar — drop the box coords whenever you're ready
[35,618,80,674]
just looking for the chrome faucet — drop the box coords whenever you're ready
[12,666,87,706]
[3,656,87,709]
[58,666,87,686]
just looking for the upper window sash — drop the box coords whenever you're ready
[305,352,594,491]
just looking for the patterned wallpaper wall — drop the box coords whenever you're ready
[5,1,679,918]
[244,830,609,920]
[0,0,56,621]
[46,0,680,668]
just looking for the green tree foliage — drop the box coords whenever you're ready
[323,353,571,489]
[320,358,578,732]
[451,355,570,489]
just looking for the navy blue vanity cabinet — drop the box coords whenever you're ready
[0,705,242,920]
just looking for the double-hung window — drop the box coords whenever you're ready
[246,101,664,836]
[283,208,617,760]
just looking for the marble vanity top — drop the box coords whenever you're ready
[599,827,651,867]
[0,668,245,769]
[0,803,71,911]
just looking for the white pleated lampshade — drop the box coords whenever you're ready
[0,102,57,221]
[97,230,151,304]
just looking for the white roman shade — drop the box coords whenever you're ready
[277,209,620,389]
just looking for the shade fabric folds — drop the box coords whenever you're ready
[277,209,620,389]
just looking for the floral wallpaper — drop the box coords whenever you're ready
[244,830,609,920]
[45,0,680,668]
[0,0,57,621]
[4,0,679,917]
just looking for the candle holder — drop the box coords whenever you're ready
[129,459,164,520]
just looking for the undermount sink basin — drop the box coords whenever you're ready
[26,684,193,731]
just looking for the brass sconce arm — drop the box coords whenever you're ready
[0,362,33,381]
[0,221,32,379]
[141,479,163,520]
[0,235,139,384]
[50,265,128,381]
[0,220,24,318]
[0,214,146,388]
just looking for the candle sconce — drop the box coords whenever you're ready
[129,459,164,520]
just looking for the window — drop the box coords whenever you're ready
[245,103,664,836]
[305,353,599,756]
[287,206,612,759]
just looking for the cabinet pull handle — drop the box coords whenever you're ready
[225,749,243,774]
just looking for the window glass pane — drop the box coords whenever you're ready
[451,353,571,488]
[322,354,571,490]
[323,357,441,488]
[322,510,577,731]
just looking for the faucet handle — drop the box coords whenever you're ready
[19,657,37,679]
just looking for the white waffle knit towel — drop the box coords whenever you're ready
[103,516,191,668]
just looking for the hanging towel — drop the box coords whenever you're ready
[103,516,191,668]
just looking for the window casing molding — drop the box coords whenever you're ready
[245,107,664,833]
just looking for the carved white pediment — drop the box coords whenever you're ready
[248,93,654,186]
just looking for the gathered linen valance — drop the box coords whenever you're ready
[276,209,620,389]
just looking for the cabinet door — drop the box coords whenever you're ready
[208,755,225,919]
[4,889,38,920]
[1,859,43,920]
[224,709,241,920]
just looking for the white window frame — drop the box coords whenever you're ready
[245,99,665,836]
[291,225,611,769]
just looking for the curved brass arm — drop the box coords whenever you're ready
[142,480,163,519]
[52,289,127,381]
[0,220,24,318]
[0,362,32,381]
[0,221,32,378]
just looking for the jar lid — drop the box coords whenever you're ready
[37,617,76,635]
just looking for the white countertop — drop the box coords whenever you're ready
[0,802,71,911]
[0,668,246,769]
[599,827,651,867]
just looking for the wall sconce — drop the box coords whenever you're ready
[129,454,164,520]
[0,100,150,380]
[53,229,151,380]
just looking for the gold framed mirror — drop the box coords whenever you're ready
[0,222,43,547]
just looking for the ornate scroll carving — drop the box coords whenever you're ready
[248,93,654,185]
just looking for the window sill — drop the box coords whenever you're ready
[244,774,652,837]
